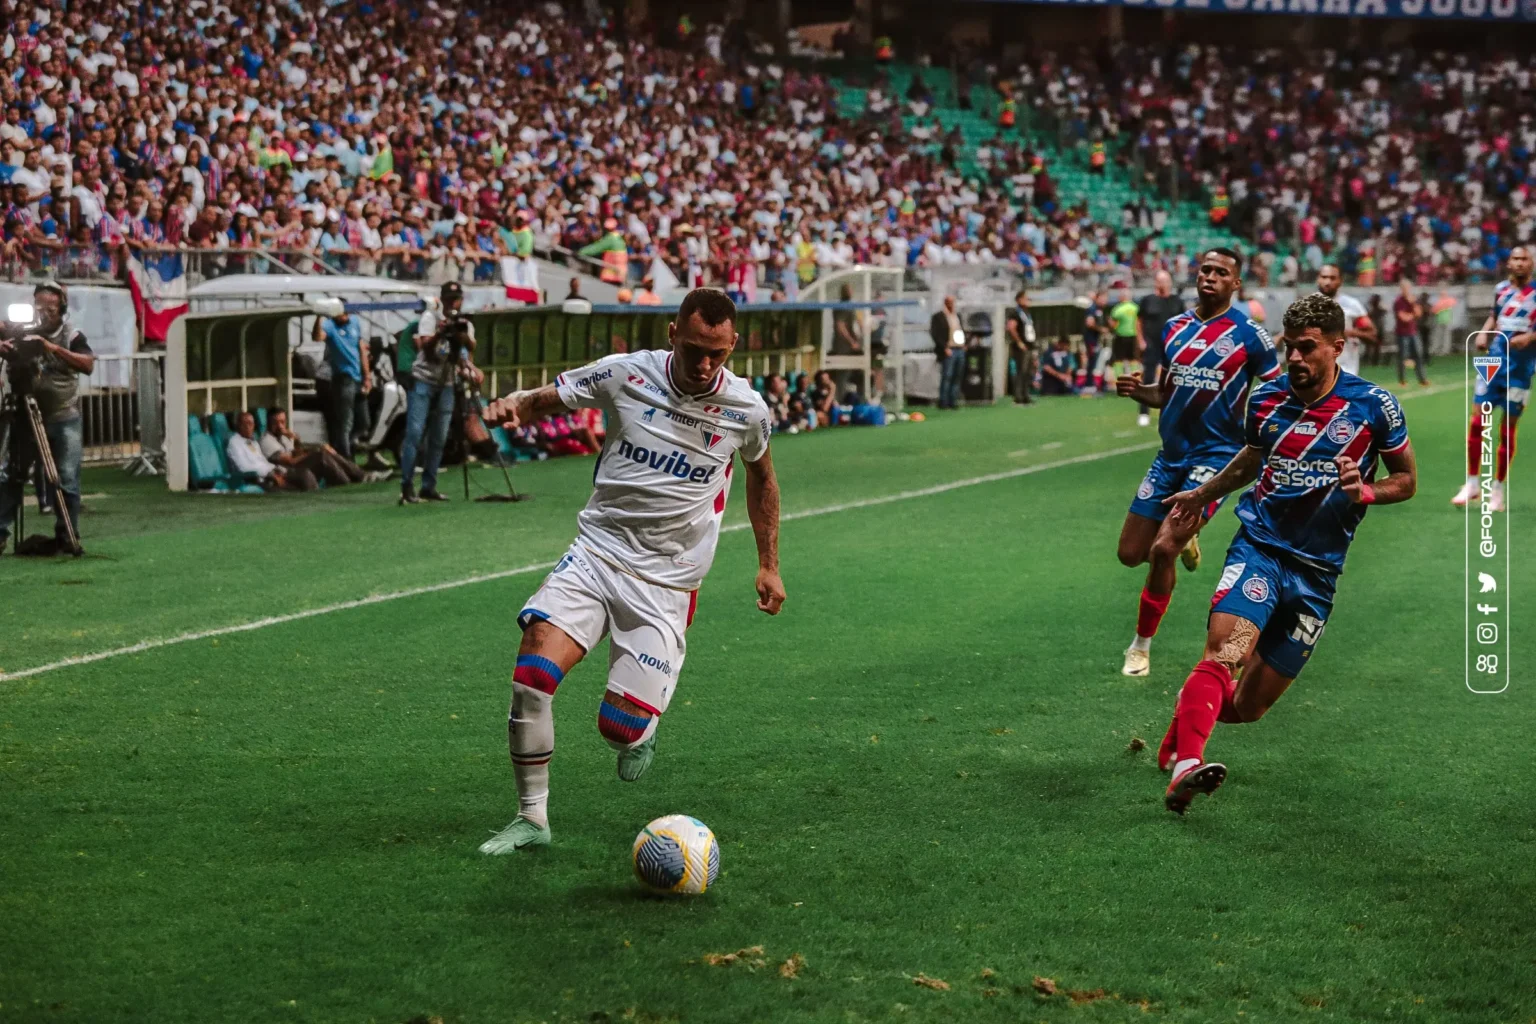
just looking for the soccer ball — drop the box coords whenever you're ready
[632,814,720,894]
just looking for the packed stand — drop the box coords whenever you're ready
[1009,42,1536,285]
[1,0,1166,294]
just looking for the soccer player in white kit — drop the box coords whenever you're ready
[1316,264,1375,376]
[477,289,787,853]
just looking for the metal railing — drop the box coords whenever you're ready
[3,239,617,292]
[78,352,165,470]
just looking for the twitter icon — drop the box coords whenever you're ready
[1479,573,1498,594]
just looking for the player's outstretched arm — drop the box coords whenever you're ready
[1337,445,1417,506]
[1164,446,1263,524]
[484,386,569,429]
[743,450,785,616]
[1114,370,1164,408]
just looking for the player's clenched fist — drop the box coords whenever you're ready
[485,392,527,428]
[1115,371,1143,398]
[1334,455,1366,503]
[755,569,786,615]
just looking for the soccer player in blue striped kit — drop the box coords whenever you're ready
[1114,249,1280,679]
[1156,292,1418,815]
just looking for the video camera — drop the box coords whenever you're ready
[438,313,474,362]
[1,302,49,396]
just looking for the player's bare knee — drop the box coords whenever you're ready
[1150,533,1184,567]
[597,690,656,749]
[1117,538,1149,568]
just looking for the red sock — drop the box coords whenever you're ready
[1173,660,1235,765]
[1157,713,1179,770]
[1497,416,1519,482]
[1136,587,1173,639]
[1469,411,1485,477]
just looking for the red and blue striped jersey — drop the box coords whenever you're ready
[1488,278,1536,390]
[1157,304,1280,461]
[1235,372,1410,572]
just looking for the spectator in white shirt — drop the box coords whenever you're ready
[259,408,386,487]
[226,412,315,491]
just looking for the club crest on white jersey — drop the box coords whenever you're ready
[555,350,773,589]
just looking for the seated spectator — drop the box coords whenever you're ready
[260,409,390,487]
[763,374,793,432]
[809,370,841,426]
[226,412,315,492]
[537,413,600,457]
[1040,336,1077,396]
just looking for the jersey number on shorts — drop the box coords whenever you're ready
[1188,465,1218,485]
[1290,614,1326,646]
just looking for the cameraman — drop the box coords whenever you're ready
[0,282,94,555]
[399,281,481,504]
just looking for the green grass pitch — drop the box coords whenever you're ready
[2,382,1533,1024]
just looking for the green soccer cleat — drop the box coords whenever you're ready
[617,734,657,782]
[478,815,551,854]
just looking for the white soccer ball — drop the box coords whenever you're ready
[632,814,720,894]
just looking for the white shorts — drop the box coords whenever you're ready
[517,542,697,716]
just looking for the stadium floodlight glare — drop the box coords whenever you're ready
[7,302,35,324]
[562,298,594,316]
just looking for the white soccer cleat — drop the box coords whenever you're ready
[1491,481,1506,512]
[1451,479,1478,506]
[478,815,551,854]
[1122,646,1150,677]
[1137,413,1151,427]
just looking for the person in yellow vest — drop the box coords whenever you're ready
[795,234,817,285]
[579,218,629,285]
[1357,250,1377,287]
[1209,186,1229,226]
[510,211,534,260]
[874,36,893,63]
[1089,139,1107,174]
[999,96,1017,131]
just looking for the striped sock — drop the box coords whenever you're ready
[510,655,564,827]
[598,698,657,751]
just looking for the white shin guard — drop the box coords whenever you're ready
[509,682,554,825]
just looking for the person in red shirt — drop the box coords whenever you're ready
[1392,280,1429,387]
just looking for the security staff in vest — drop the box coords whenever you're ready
[399,280,481,505]
[0,281,94,554]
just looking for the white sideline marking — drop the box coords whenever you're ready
[1040,441,1064,450]
[0,442,1162,683]
[0,378,1455,686]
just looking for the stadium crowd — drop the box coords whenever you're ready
[1016,42,1536,285]
[3,0,1527,295]
[0,0,1190,295]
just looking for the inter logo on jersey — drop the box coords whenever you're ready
[1475,356,1503,384]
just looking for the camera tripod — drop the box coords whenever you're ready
[1,391,83,556]
[460,381,530,504]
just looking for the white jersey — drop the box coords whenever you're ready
[556,349,772,590]
[1334,293,1368,376]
